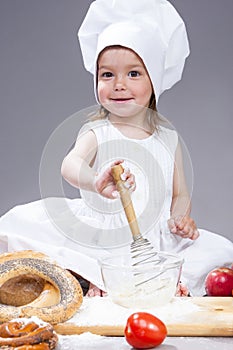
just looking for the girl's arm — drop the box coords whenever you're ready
[61,130,98,192]
[61,130,134,199]
[171,142,191,218]
[168,142,199,240]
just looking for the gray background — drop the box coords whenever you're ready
[0,0,232,242]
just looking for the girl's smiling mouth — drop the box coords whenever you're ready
[110,98,134,103]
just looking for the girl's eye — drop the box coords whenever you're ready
[102,72,113,78]
[128,71,140,77]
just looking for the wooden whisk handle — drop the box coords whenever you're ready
[111,164,140,239]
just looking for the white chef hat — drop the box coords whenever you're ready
[78,0,190,103]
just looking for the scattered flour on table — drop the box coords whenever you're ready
[57,333,108,349]
[57,333,131,350]
[67,296,200,326]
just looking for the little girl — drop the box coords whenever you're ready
[0,0,232,297]
[61,45,200,296]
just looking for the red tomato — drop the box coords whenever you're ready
[124,312,167,349]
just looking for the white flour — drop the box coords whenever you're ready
[109,277,177,308]
[67,296,200,326]
[6,316,49,327]
[57,333,127,350]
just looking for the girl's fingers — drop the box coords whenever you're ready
[177,227,199,240]
[169,215,199,240]
[111,190,119,198]
[190,229,200,240]
[120,167,130,181]
[181,222,193,235]
[168,218,177,233]
[111,159,124,167]
[120,169,136,192]
[174,216,184,230]
[127,173,136,192]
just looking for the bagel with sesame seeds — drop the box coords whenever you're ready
[0,250,83,324]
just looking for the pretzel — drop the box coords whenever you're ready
[0,317,58,349]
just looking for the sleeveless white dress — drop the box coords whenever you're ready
[0,119,232,295]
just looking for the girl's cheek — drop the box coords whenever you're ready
[97,80,105,90]
[97,82,107,102]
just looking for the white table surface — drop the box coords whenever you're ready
[56,334,233,350]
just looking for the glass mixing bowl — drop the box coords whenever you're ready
[100,251,184,308]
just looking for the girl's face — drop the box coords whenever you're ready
[97,47,153,120]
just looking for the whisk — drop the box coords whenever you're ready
[111,164,167,285]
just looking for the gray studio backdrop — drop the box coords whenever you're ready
[0,0,232,242]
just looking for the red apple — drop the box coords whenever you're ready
[205,267,233,296]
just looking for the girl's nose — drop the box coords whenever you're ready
[114,74,126,90]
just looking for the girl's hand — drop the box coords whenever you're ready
[94,160,136,199]
[168,215,200,240]
[86,283,107,297]
[175,281,190,296]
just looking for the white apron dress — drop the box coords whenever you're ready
[0,119,232,296]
